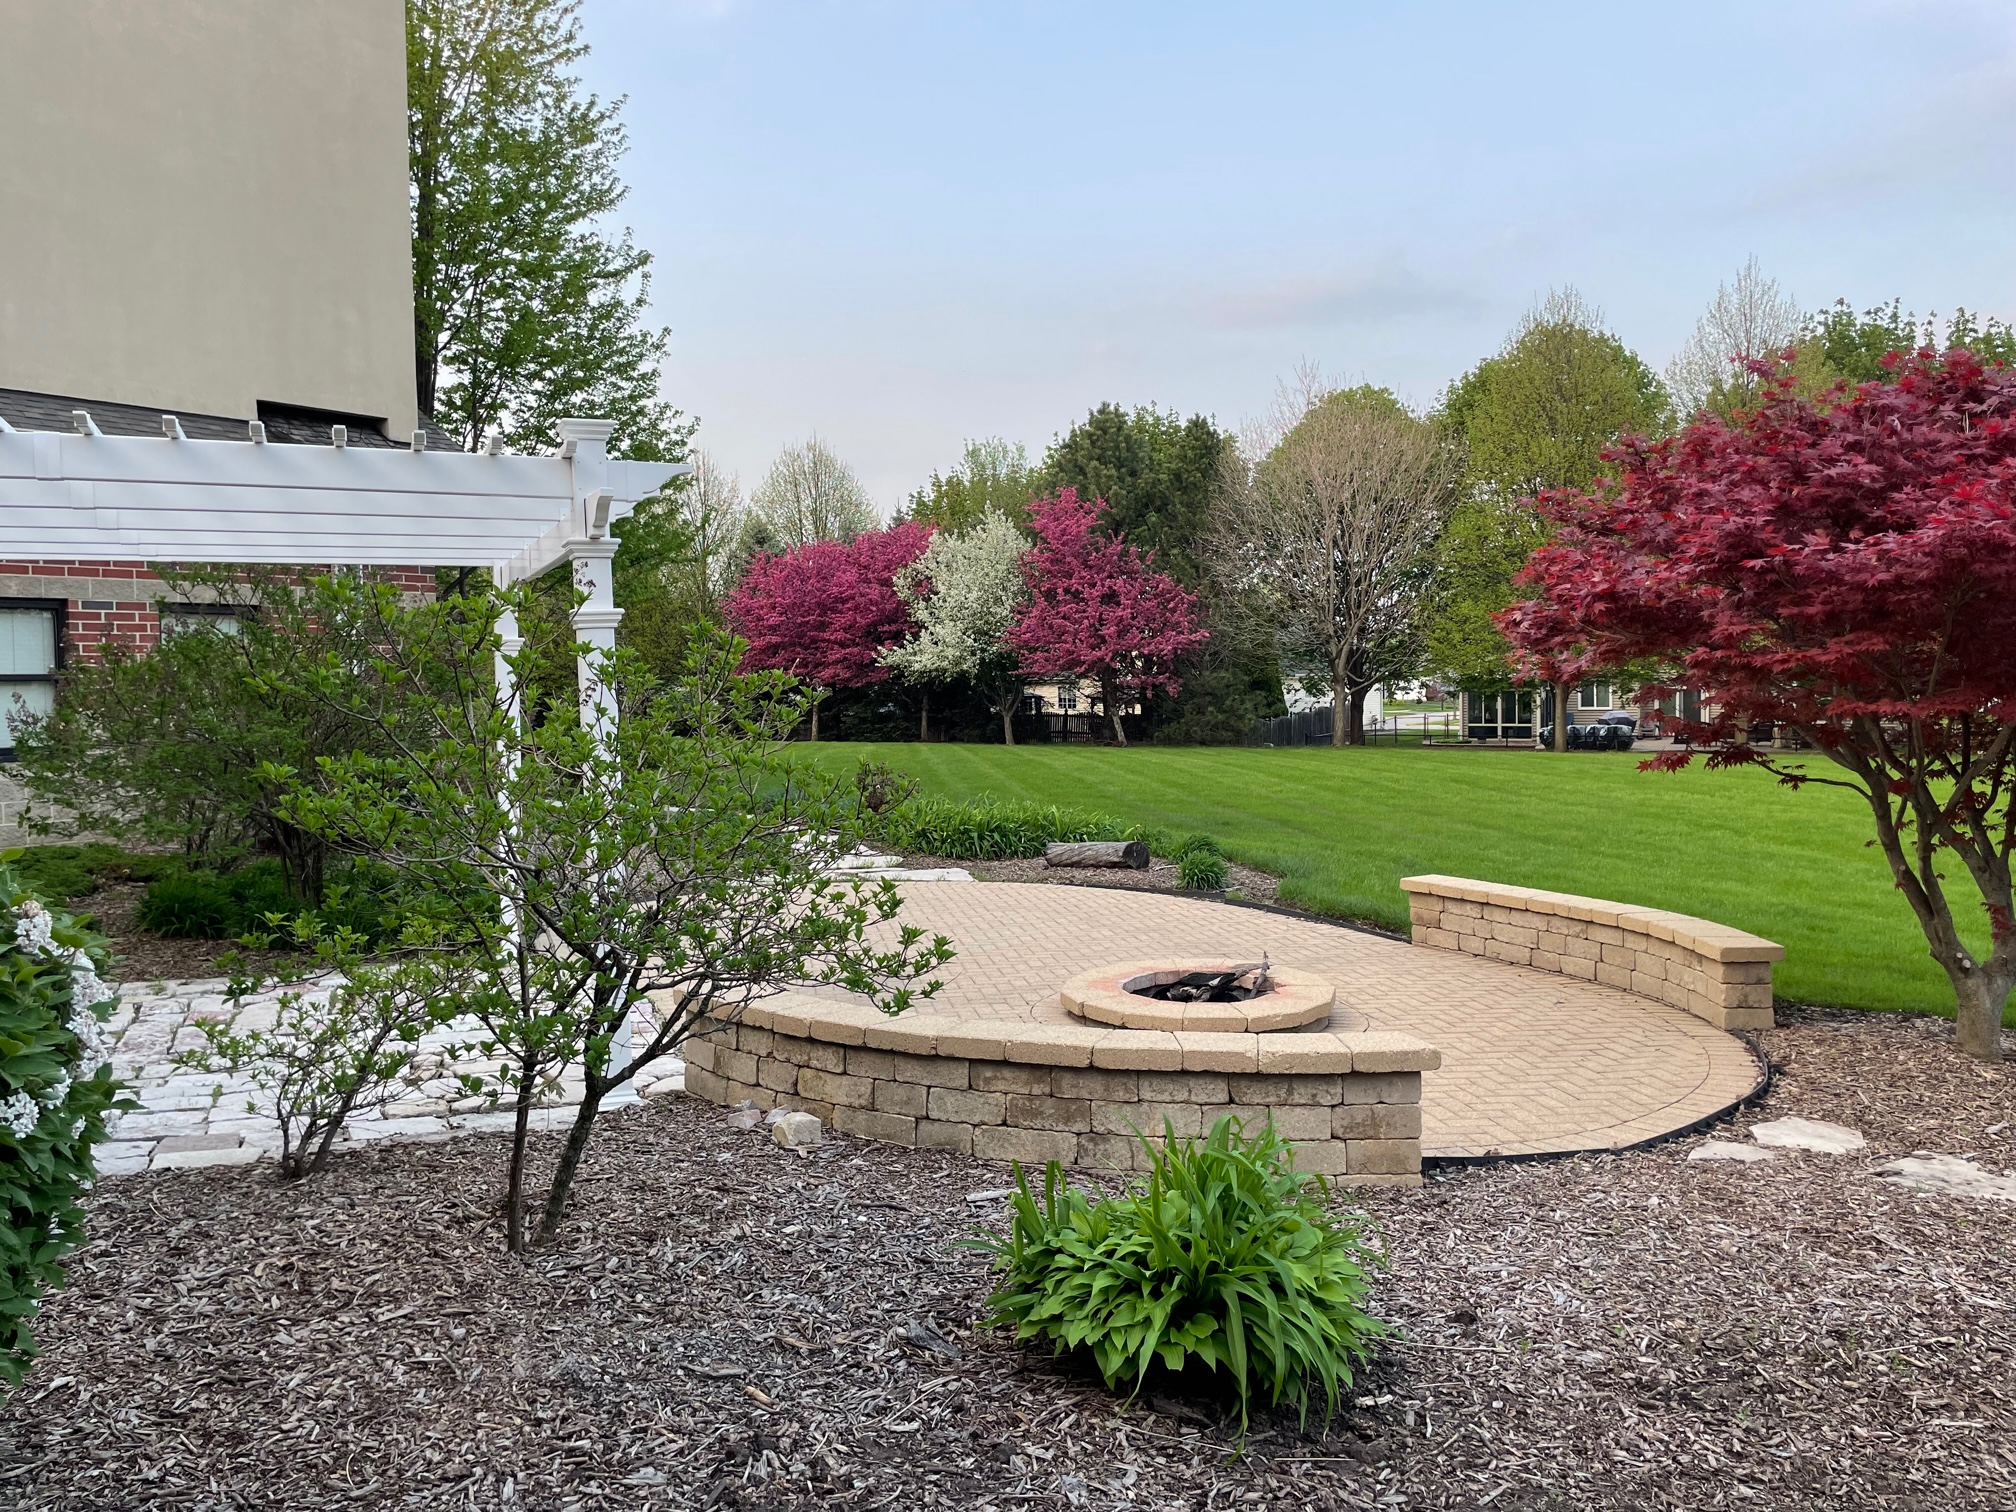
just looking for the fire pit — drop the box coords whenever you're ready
[1060,957,1337,1033]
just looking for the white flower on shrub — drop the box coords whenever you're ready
[0,1091,41,1139]
[65,1004,110,1078]
[13,900,54,958]
[37,1072,71,1107]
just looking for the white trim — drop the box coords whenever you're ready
[0,424,687,570]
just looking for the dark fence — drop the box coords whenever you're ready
[1248,706,1461,747]
[1250,706,1334,746]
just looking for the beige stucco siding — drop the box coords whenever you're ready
[0,0,417,436]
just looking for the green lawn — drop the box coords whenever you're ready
[805,742,1995,1021]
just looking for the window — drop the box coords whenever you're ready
[1577,680,1613,710]
[161,602,248,638]
[1466,690,1534,741]
[1055,683,1078,711]
[0,603,60,761]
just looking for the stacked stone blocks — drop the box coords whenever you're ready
[1400,874,1782,1032]
[679,998,1436,1186]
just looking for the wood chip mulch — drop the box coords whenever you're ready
[1,1011,2011,1511]
[74,881,295,986]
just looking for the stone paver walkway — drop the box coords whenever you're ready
[98,979,676,1176]
[801,883,1764,1159]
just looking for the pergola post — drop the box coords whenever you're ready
[554,419,630,1082]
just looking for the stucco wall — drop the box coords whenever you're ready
[0,0,417,437]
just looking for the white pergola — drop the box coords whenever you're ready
[0,412,687,730]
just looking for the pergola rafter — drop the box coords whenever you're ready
[0,413,686,729]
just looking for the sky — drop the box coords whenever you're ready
[576,0,2016,511]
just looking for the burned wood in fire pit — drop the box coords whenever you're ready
[1127,960,1273,1004]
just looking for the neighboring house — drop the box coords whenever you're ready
[0,0,429,832]
[1459,680,1705,744]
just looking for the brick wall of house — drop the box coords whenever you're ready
[0,561,438,664]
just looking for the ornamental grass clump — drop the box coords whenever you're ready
[0,859,133,1390]
[977,1117,1384,1432]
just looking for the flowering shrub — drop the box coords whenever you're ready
[0,857,131,1390]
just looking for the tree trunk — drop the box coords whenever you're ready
[808,696,821,742]
[919,689,929,743]
[1950,968,2013,1062]
[1553,681,1572,752]
[505,1058,539,1254]
[536,1081,606,1244]
[1102,677,1127,747]
[1000,701,1016,746]
[1347,685,1370,746]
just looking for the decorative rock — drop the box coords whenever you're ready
[1872,1152,2016,1201]
[1687,1140,1776,1164]
[725,1101,765,1131]
[772,1110,823,1149]
[1749,1117,1866,1154]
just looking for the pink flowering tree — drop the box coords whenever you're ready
[1008,489,1207,745]
[725,521,932,739]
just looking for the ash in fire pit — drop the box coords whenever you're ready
[1128,958,1272,1004]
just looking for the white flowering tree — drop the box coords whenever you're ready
[0,867,131,1388]
[881,512,1031,743]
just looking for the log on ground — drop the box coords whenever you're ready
[1043,840,1150,870]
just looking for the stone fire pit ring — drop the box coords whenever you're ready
[1061,958,1337,1033]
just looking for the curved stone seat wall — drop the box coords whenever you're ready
[1401,875,1783,1032]
[679,998,1439,1187]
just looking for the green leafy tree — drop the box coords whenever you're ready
[902,438,1035,534]
[11,570,409,904]
[276,579,952,1251]
[408,0,688,460]
[1808,299,2016,383]
[881,513,1031,743]
[1425,292,1669,743]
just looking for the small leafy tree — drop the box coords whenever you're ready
[0,863,131,1390]
[179,922,463,1180]
[12,568,401,904]
[1505,349,2016,1060]
[1008,490,1207,747]
[724,522,933,740]
[881,513,1031,743]
[277,578,952,1249]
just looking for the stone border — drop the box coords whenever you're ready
[1060,959,1335,1032]
[1401,875,1782,1032]
[677,996,1438,1186]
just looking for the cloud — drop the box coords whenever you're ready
[1185,266,1489,332]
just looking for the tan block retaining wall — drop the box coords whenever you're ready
[677,998,1439,1187]
[1401,874,1783,1032]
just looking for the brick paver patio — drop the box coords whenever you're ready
[825,882,1764,1159]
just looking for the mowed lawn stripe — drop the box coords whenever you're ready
[803,743,1990,1021]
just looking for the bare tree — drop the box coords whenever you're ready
[751,437,877,546]
[1665,257,1804,420]
[1214,372,1463,746]
[679,451,749,599]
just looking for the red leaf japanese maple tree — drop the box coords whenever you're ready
[1503,350,2016,1059]
[1008,489,1207,746]
[724,521,932,740]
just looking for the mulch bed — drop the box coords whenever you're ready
[2,1012,2011,1511]
[75,881,295,987]
[900,853,1284,909]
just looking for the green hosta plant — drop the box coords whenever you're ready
[0,858,135,1390]
[977,1117,1384,1432]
